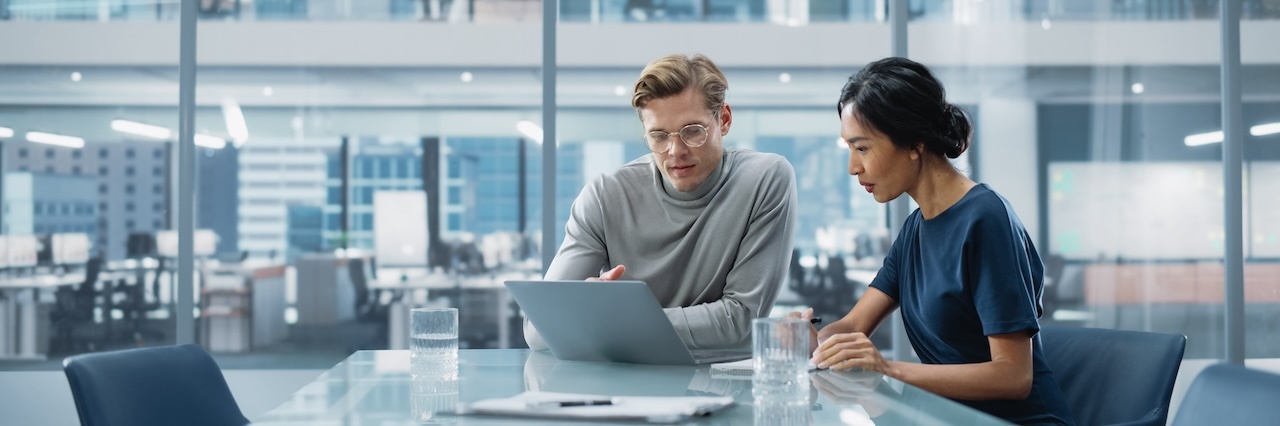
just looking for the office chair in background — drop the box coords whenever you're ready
[63,344,250,426]
[1171,363,1280,426]
[1039,326,1187,426]
[50,257,104,355]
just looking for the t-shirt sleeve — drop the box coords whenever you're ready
[968,209,1044,337]
[869,217,910,302]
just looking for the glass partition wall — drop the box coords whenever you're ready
[0,0,1271,376]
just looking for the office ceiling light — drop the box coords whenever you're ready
[779,73,792,84]
[26,131,85,148]
[460,71,474,83]
[194,134,227,149]
[221,98,249,148]
[111,119,171,140]
[0,126,13,138]
[70,72,82,82]
[516,120,543,144]
[262,86,274,96]
[1131,83,1145,94]
[1184,130,1224,147]
[614,85,627,96]
[1251,122,1280,137]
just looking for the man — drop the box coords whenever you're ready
[524,53,798,350]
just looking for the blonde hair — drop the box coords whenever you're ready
[631,54,728,115]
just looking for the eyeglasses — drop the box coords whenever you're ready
[643,124,709,153]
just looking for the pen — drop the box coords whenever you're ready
[527,399,614,409]
[810,317,822,325]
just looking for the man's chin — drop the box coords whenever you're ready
[665,177,702,192]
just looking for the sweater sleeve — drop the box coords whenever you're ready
[522,180,611,350]
[663,158,798,348]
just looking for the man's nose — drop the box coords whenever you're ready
[667,136,691,156]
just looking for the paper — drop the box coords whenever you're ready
[459,391,734,424]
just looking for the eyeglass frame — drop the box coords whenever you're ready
[641,111,722,153]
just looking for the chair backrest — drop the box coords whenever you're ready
[63,344,249,426]
[1172,363,1280,426]
[1039,326,1186,426]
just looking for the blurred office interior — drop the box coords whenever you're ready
[0,0,1278,423]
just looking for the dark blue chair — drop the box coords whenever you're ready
[1172,363,1280,426]
[1039,326,1186,426]
[63,344,249,426]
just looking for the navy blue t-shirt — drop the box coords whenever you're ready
[869,184,1073,425]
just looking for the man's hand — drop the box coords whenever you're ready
[785,308,820,355]
[586,265,626,281]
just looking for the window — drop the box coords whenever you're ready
[327,152,341,179]
[360,213,373,231]
[18,148,27,158]
[99,184,107,194]
[379,158,393,178]
[327,187,341,204]
[448,213,462,231]
[45,166,54,173]
[125,184,135,194]
[100,202,107,212]
[34,202,43,214]
[45,149,54,158]
[125,166,135,177]
[99,166,108,176]
[154,202,164,212]
[153,166,163,177]
[99,148,108,159]
[125,202,134,212]
[361,157,376,178]
[72,150,81,159]
[154,149,164,159]
[326,213,341,231]
[72,166,81,175]
[154,220,163,229]
[125,220,134,230]
[448,187,462,205]
[126,148,135,158]
[154,184,163,195]
[361,187,374,205]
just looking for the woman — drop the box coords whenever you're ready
[793,57,1073,425]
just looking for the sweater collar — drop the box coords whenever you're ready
[657,149,729,202]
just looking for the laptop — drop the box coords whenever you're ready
[505,280,751,365]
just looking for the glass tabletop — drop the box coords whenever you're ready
[252,349,1010,425]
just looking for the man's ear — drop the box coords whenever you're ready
[720,104,733,135]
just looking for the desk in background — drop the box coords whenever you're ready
[373,271,538,350]
[0,273,85,359]
[253,349,1010,425]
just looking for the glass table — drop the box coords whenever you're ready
[253,349,1010,425]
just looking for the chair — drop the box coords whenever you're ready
[63,344,249,426]
[1039,326,1186,426]
[1172,363,1280,426]
[50,258,104,355]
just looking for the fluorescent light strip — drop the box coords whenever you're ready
[1184,131,1224,147]
[0,126,13,138]
[26,131,85,148]
[221,99,249,148]
[111,119,171,139]
[1251,122,1280,137]
[516,120,543,144]
[194,134,227,149]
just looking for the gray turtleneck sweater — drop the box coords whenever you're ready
[523,148,797,350]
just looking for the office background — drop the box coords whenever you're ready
[0,0,1277,424]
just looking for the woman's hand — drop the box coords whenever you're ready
[784,308,820,355]
[811,332,895,376]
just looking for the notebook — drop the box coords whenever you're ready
[458,391,735,424]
